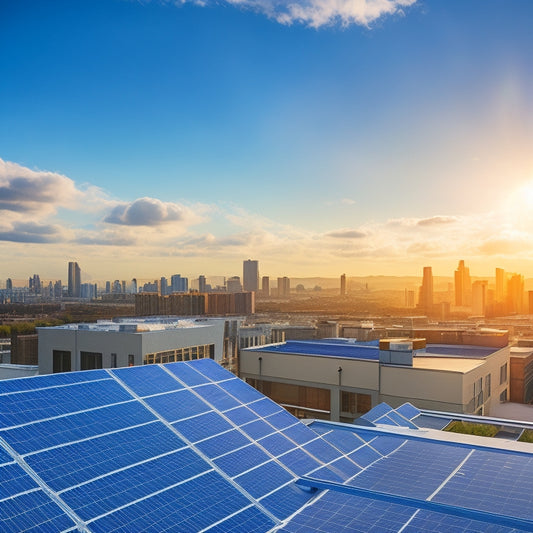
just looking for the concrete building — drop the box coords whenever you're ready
[261,276,270,297]
[242,259,259,292]
[510,344,533,404]
[226,276,242,293]
[454,259,472,307]
[418,266,433,313]
[67,261,81,298]
[37,317,225,374]
[241,337,510,422]
[277,276,290,298]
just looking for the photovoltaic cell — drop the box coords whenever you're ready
[2,401,156,455]
[193,383,242,411]
[110,365,184,397]
[240,419,279,440]
[0,490,77,533]
[206,505,275,533]
[247,398,284,417]
[260,483,316,521]
[0,370,109,395]
[61,448,211,521]
[236,460,295,499]
[0,379,132,428]
[0,463,39,498]
[214,444,271,477]
[173,411,233,443]
[89,471,251,533]
[258,432,297,457]
[144,388,211,422]
[223,405,259,426]
[217,377,265,403]
[395,403,420,420]
[25,422,185,492]
[196,429,252,458]
[360,402,393,422]
[186,358,236,382]
[164,362,211,386]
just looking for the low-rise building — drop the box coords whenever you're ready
[241,337,510,422]
[37,317,225,374]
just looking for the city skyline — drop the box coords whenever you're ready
[1,1,532,279]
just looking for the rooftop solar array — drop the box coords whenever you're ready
[2,362,533,532]
[250,339,498,362]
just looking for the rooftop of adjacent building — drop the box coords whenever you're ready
[37,316,215,333]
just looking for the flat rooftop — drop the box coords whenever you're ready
[249,339,501,364]
[39,317,207,333]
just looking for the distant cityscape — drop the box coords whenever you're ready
[2,258,533,319]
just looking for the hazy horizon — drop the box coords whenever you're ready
[1,0,532,280]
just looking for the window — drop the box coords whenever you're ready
[111,353,117,368]
[128,354,135,367]
[485,373,491,398]
[500,389,508,402]
[53,350,71,373]
[80,351,103,371]
[209,344,215,359]
[500,363,508,385]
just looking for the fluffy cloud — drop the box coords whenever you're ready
[103,197,202,227]
[416,216,460,227]
[0,221,66,243]
[224,0,417,27]
[0,158,81,215]
[325,228,367,239]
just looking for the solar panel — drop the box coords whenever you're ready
[3,363,533,533]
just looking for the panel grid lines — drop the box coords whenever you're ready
[112,366,282,527]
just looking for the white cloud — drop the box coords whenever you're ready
[103,197,204,227]
[167,0,417,28]
[0,158,81,215]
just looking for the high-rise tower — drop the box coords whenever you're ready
[454,260,472,307]
[243,260,259,292]
[418,266,433,313]
[68,262,81,298]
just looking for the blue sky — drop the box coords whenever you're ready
[1,0,532,282]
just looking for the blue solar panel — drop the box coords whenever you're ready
[214,444,271,477]
[145,388,210,422]
[258,432,297,456]
[413,414,453,430]
[279,490,416,532]
[0,490,77,532]
[193,383,242,411]
[0,463,39,498]
[164,361,211,386]
[25,422,185,492]
[217,377,265,403]
[247,397,284,417]
[173,410,233,443]
[196,429,252,458]
[260,483,316,520]
[0,379,132,428]
[2,401,156,455]
[348,444,383,467]
[236,460,294,498]
[89,471,252,532]
[61,448,211,521]
[278,448,322,476]
[223,405,259,426]
[240,418,278,440]
[433,448,533,520]
[347,440,471,500]
[206,505,275,533]
[3,362,533,533]
[0,369,109,395]
[111,365,184,397]
[185,358,235,382]
[396,402,421,420]
[360,402,393,422]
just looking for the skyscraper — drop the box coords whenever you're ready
[68,262,81,298]
[243,260,259,292]
[454,260,472,307]
[495,267,505,302]
[472,280,488,316]
[261,276,270,297]
[198,275,207,293]
[418,266,433,313]
[340,274,346,296]
[277,277,290,298]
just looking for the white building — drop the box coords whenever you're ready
[37,317,225,374]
